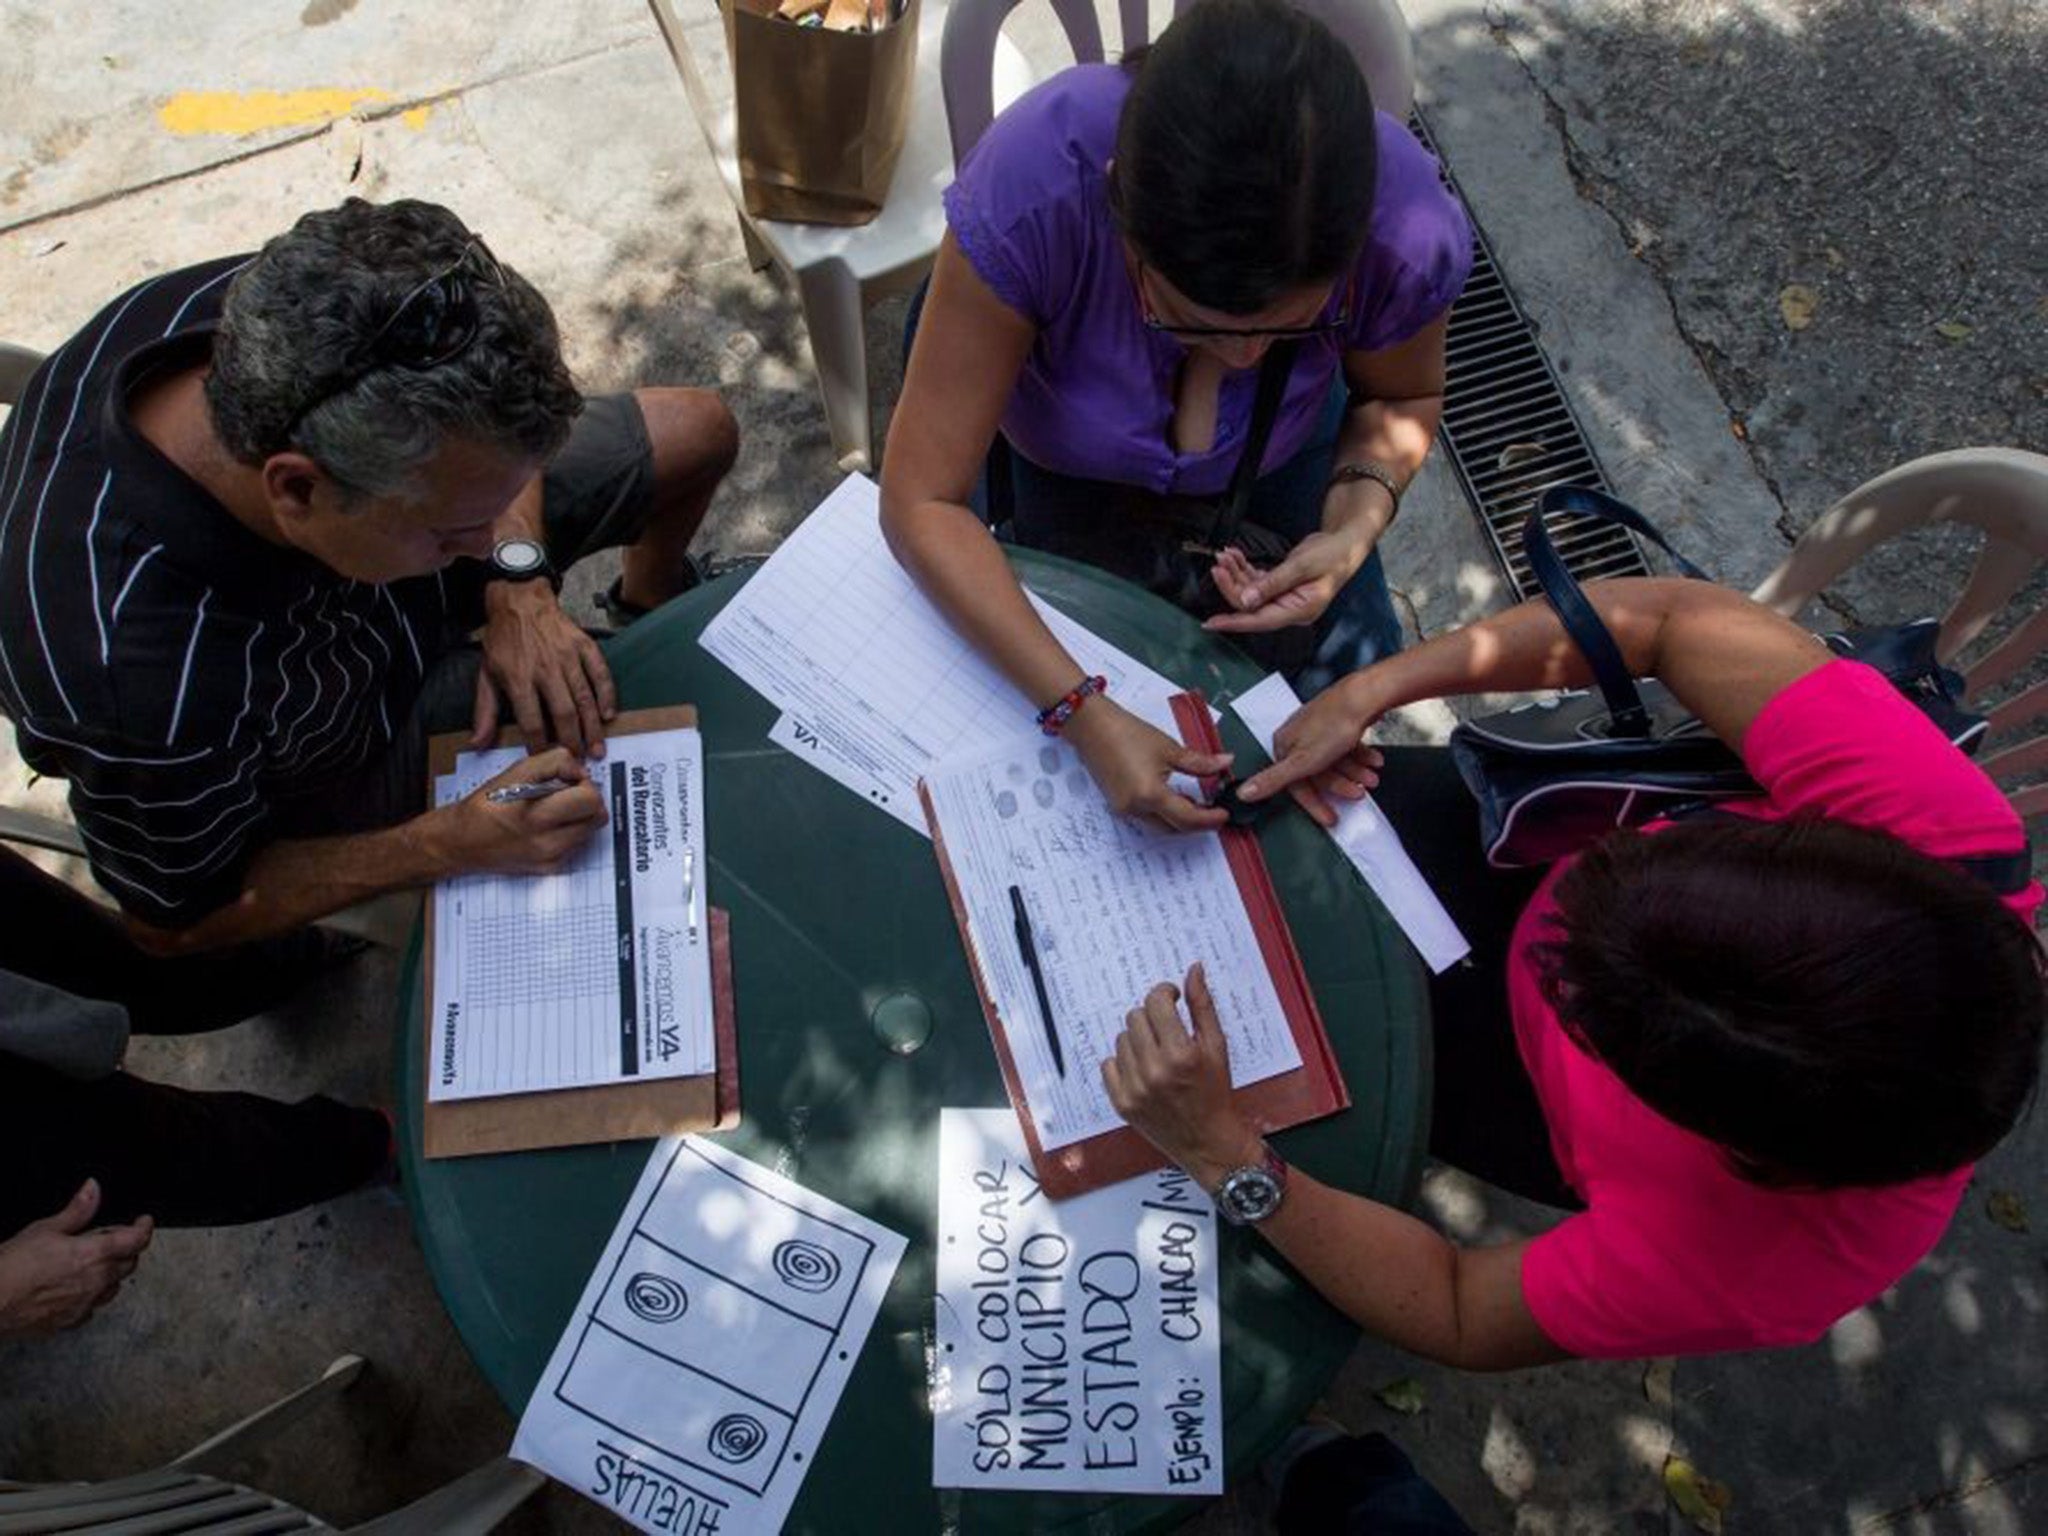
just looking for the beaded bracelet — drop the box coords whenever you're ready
[1036,675,1108,736]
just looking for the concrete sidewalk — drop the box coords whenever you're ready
[1,2,2040,1532]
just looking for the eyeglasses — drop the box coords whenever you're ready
[275,237,503,447]
[1134,262,1352,341]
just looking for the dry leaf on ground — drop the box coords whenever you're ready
[1643,1357,1676,1411]
[328,115,366,183]
[1664,1455,1733,1534]
[1933,320,1975,341]
[1778,284,1819,330]
[1374,1377,1426,1416]
[1986,1189,2029,1233]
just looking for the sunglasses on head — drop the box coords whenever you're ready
[275,236,503,447]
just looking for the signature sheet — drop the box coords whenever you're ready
[428,727,713,1101]
[923,736,1300,1151]
[699,474,1187,835]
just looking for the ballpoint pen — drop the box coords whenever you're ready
[484,776,579,804]
[1008,883,1066,1078]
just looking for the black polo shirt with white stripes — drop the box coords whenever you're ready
[0,256,460,926]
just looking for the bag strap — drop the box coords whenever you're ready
[1206,339,1302,551]
[1519,486,1714,738]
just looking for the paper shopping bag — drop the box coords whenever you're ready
[722,0,920,226]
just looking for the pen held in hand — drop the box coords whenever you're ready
[484,776,580,805]
[1008,883,1066,1078]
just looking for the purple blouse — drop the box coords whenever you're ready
[942,64,1474,497]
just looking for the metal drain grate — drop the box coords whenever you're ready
[1407,112,1651,600]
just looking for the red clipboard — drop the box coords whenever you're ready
[921,691,1348,1198]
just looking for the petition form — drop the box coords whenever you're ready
[428,727,714,1101]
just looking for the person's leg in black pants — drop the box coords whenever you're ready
[1274,1432,1475,1535]
[0,1033,389,1237]
[0,851,388,1237]
[1369,746,1582,1210]
[0,848,346,1035]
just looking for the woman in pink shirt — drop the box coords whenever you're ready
[1105,578,2043,1367]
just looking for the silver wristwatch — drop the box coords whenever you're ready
[1211,1143,1289,1226]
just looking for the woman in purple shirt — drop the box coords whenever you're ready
[881,0,1471,827]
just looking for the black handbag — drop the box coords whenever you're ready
[1009,340,1317,675]
[1446,486,1990,868]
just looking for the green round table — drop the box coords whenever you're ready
[397,550,1430,1533]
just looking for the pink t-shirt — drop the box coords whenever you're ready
[1510,660,2041,1359]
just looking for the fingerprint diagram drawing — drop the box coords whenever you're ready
[512,1136,908,1534]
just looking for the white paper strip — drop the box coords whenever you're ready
[1230,674,1471,973]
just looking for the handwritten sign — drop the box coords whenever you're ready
[930,1109,1223,1495]
[512,1136,905,1534]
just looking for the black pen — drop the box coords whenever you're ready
[1008,884,1066,1078]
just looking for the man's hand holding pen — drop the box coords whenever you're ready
[433,747,608,878]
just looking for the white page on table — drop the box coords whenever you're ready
[699,474,1187,829]
[428,728,713,1101]
[511,1135,906,1536]
[923,735,1300,1151]
[768,709,925,835]
[1229,673,1470,973]
[931,1109,1223,1495]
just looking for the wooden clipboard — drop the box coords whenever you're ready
[921,691,1347,1198]
[421,705,740,1160]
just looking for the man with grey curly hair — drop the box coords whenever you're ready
[0,198,738,950]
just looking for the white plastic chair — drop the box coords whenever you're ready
[0,1355,545,1534]
[940,0,1416,166]
[1750,447,2048,818]
[643,0,1034,473]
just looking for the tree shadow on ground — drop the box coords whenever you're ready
[1494,0,2046,658]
